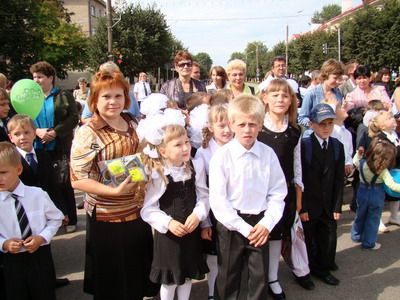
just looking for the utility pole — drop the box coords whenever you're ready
[285,24,289,77]
[338,27,341,61]
[106,0,113,61]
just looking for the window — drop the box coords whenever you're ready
[91,6,95,17]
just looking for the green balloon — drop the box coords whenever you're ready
[10,79,44,120]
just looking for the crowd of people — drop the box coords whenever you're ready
[0,50,400,300]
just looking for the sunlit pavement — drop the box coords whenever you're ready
[54,187,400,299]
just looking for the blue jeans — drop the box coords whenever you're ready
[351,183,385,249]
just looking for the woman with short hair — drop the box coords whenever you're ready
[225,59,259,97]
[160,50,206,109]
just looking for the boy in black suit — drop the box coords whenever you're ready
[0,88,11,142]
[300,104,345,286]
[7,114,70,288]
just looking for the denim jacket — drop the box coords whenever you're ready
[298,84,343,127]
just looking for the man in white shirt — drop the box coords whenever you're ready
[209,95,286,300]
[258,56,299,94]
[133,72,151,104]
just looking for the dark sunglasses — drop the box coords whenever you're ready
[177,61,192,68]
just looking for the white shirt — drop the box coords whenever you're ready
[0,181,64,253]
[140,161,209,234]
[133,81,151,102]
[194,138,223,228]
[259,75,299,93]
[16,147,38,164]
[314,134,329,149]
[331,124,354,166]
[209,138,287,238]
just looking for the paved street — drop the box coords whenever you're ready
[53,188,400,300]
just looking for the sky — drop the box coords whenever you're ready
[122,0,363,67]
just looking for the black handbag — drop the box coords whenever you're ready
[53,154,70,184]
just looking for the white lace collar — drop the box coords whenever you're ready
[263,112,289,133]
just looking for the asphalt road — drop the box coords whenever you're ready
[53,187,400,300]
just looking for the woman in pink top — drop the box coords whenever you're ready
[345,66,391,111]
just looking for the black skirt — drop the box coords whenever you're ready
[84,213,159,300]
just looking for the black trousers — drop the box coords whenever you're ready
[302,211,337,274]
[215,213,269,300]
[0,253,6,300]
[3,245,56,300]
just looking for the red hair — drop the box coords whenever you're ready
[88,70,131,113]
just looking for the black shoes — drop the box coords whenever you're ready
[293,273,315,290]
[268,280,286,299]
[311,271,340,286]
[329,262,339,271]
[55,278,70,288]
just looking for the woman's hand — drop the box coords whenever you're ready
[36,128,49,139]
[184,213,200,233]
[41,129,56,143]
[168,220,188,237]
[114,176,137,196]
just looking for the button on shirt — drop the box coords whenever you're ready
[209,138,287,238]
[0,181,64,253]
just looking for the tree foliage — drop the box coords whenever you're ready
[341,0,400,70]
[87,3,174,81]
[229,0,400,76]
[193,52,213,79]
[228,52,245,62]
[311,4,342,24]
[0,0,88,80]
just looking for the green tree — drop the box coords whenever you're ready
[87,3,174,81]
[244,41,268,78]
[0,0,88,80]
[341,0,400,70]
[311,4,342,24]
[228,52,246,62]
[193,52,213,79]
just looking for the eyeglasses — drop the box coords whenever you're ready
[177,61,193,68]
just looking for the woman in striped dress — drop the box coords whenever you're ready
[70,70,158,300]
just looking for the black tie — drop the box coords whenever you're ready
[322,140,327,151]
[143,82,148,96]
[12,194,32,240]
[26,153,38,174]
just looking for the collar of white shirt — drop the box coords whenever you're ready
[16,147,37,163]
[0,180,25,202]
[230,138,261,160]
[314,134,329,149]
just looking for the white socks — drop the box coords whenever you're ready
[160,280,192,300]
[206,255,218,297]
[268,240,283,294]
[160,284,176,300]
[176,280,192,300]
[389,201,400,220]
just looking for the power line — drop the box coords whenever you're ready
[166,14,312,22]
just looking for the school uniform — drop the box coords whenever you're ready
[141,162,209,285]
[17,147,67,215]
[0,119,10,142]
[209,138,287,300]
[301,133,345,276]
[0,181,64,300]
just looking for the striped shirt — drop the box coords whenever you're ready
[70,113,142,222]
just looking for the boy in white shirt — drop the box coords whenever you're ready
[209,95,287,300]
[0,142,64,299]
